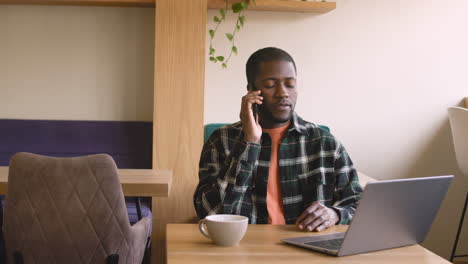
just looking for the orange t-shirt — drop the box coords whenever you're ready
[263,122,290,224]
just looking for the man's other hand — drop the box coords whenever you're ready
[296,201,339,232]
[240,90,263,143]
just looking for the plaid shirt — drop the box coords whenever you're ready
[193,113,362,224]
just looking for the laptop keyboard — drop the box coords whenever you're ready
[305,238,344,251]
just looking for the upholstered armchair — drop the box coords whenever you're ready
[448,106,468,262]
[2,153,151,264]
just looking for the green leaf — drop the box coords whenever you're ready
[239,15,246,26]
[209,56,217,62]
[236,24,241,31]
[232,46,238,55]
[216,56,225,62]
[220,8,226,19]
[226,33,234,41]
[209,47,215,55]
[209,29,215,39]
[214,16,221,23]
[241,1,248,9]
[251,0,256,5]
[222,63,227,69]
[232,2,244,13]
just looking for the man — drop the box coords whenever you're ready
[194,47,362,232]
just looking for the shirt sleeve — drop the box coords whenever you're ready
[330,143,363,225]
[193,129,261,221]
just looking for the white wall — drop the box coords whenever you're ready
[0,5,154,121]
[205,0,468,259]
[0,1,467,260]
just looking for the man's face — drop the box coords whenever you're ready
[252,60,297,127]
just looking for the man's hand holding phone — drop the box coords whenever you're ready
[240,90,263,143]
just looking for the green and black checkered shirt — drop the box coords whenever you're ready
[193,113,363,224]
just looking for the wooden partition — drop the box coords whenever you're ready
[0,2,336,263]
[152,0,207,263]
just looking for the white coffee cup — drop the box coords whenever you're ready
[198,214,248,246]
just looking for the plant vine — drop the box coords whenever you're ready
[209,0,255,69]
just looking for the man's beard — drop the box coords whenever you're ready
[258,105,294,124]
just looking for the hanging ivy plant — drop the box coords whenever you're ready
[209,0,255,69]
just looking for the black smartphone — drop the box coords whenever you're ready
[250,84,259,121]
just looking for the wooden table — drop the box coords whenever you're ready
[0,166,172,262]
[0,166,172,197]
[167,224,450,264]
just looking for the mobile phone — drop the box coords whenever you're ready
[250,84,259,121]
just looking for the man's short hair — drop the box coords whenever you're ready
[246,47,297,85]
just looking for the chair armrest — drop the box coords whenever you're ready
[357,171,377,188]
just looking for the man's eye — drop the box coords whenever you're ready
[286,81,296,88]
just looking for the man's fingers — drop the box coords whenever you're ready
[302,209,328,230]
[315,220,331,232]
[296,202,323,225]
[240,90,263,143]
[241,95,263,113]
[297,207,327,229]
[242,97,263,105]
[305,213,329,231]
[297,205,340,232]
[240,95,262,116]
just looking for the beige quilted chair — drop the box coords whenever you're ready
[2,153,151,264]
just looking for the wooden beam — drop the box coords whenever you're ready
[152,0,207,263]
[0,0,336,13]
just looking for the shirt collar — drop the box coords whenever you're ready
[288,112,309,136]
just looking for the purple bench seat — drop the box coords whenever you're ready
[0,119,154,225]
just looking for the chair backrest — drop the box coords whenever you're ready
[204,123,330,143]
[448,107,468,176]
[3,153,145,264]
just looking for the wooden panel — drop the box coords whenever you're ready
[0,0,153,7]
[119,169,172,196]
[464,97,468,108]
[209,0,336,13]
[0,166,172,197]
[167,224,451,264]
[0,0,336,13]
[152,0,207,263]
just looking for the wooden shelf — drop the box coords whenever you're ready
[0,0,154,7]
[0,0,336,13]
[209,0,335,13]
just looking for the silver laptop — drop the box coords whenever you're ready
[282,175,453,256]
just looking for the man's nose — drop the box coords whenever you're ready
[275,84,289,98]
